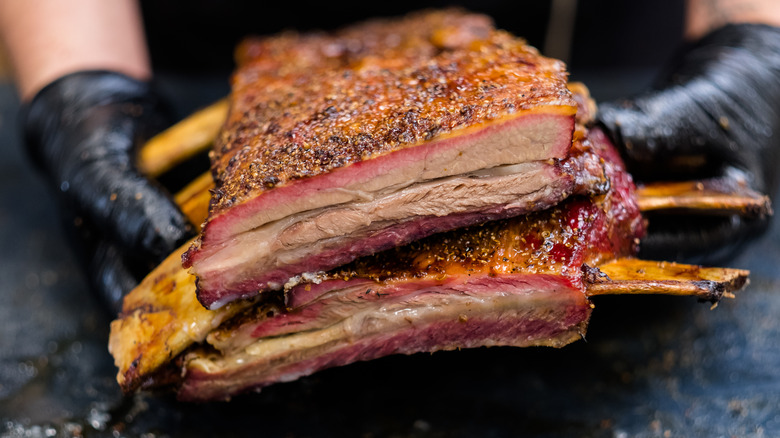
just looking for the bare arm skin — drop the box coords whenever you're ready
[1,1,777,101]
[687,0,780,39]
[0,1,190,310]
[0,0,149,101]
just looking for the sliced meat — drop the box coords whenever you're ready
[190,151,603,309]
[184,9,582,309]
[173,128,645,401]
[181,283,592,401]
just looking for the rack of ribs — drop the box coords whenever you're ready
[183,9,602,310]
[109,9,761,401]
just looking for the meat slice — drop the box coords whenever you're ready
[173,129,645,401]
[183,285,592,401]
[183,9,582,309]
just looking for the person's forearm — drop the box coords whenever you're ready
[0,0,150,101]
[687,0,780,39]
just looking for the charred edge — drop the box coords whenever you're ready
[120,357,143,393]
[746,196,773,218]
[694,276,748,304]
[193,277,208,308]
[582,264,610,283]
[181,243,197,268]
[135,353,187,394]
[118,303,160,320]
[693,280,725,304]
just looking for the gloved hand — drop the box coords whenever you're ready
[22,71,195,313]
[598,23,780,264]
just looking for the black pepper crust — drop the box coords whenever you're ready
[209,9,575,215]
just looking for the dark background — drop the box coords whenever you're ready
[4,1,780,437]
[141,0,685,89]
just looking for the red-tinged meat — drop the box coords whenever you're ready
[191,151,603,309]
[180,284,592,401]
[172,128,644,401]
[184,10,582,309]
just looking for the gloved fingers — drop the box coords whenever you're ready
[66,158,194,263]
[57,204,151,314]
[636,164,773,266]
[89,240,144,315]
[638,212,770,266]
[598,84,746,179]
[598,24,780,197]
[22,71,195,263]
[58,101,194,262]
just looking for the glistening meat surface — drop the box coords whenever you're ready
[184,9,581,309]
[174,128,645,401]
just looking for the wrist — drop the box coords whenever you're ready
[17,62,151,104]
[0,0,150,101]
[686,0,780,40]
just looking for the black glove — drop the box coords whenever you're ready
[598,23,780,264]
[22,71,195,312]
